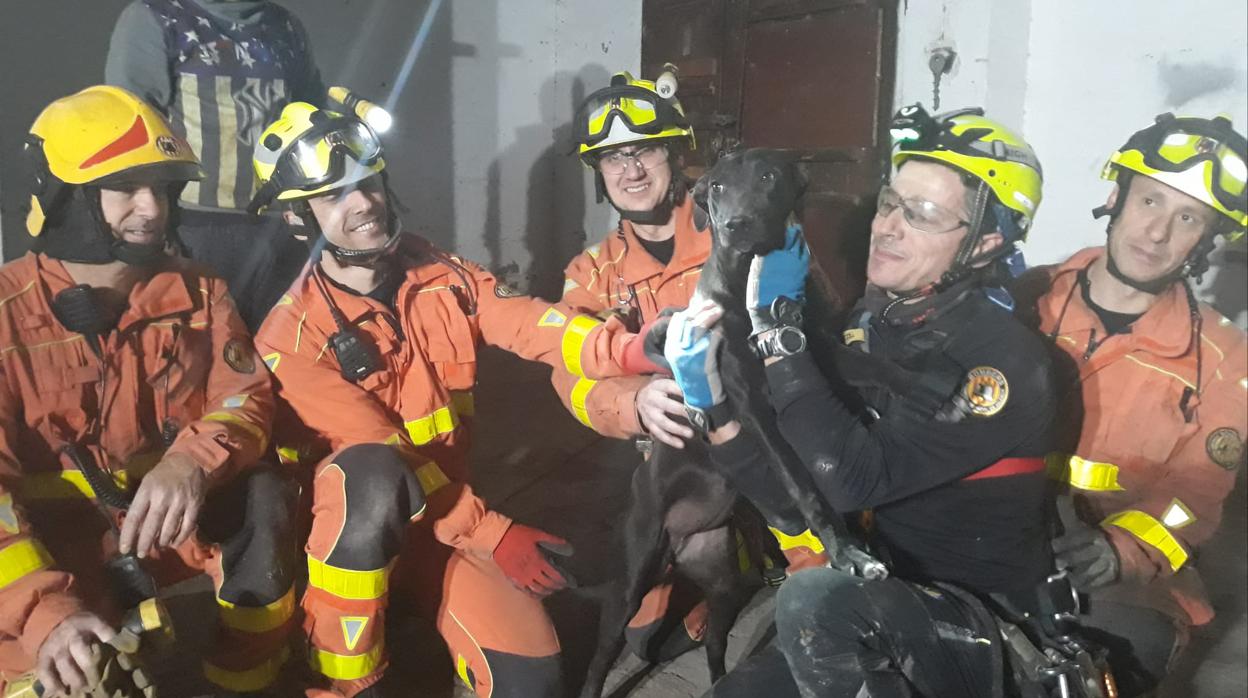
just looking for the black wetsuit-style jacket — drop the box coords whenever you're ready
[713,289,1057,597]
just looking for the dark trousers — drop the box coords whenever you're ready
[773,568,999,698]
[1079,599,1181,697]
[178,209,311,333]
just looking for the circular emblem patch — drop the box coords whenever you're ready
[962,366,1009,417]
[223,338,256,374]
[155,135,181,157]
[1206,428,1243,470]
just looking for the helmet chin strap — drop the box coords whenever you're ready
[35,186,170,268]
[1096,172,1215,295]
[611,174,686,226]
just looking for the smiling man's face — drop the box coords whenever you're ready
[99,181,171,247]
[306,174,391,251]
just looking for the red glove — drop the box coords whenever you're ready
[493,523,573,597]
[620,313,675,375]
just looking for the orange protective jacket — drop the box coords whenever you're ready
[1020,247,1247,626]
[552,198,709,436]
[253,234,636,558]
[0,253,272,667]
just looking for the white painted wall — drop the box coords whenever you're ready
[0,0,641,299]
[894,0,1248,323]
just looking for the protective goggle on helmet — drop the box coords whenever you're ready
[574,68,695,164]
[1102,113,1247,238]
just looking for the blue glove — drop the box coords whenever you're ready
[663,299,726,410]
[747,225,810,334]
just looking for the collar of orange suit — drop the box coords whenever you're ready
[1042,246,1195,359]
[614,197,709,287]
[33,252,199,331]
[305,233,461,326]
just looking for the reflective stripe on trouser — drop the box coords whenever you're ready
[1102,509,1191,571]
[0,538,54,589]
[199,467,300,693]
[1046,452,1125,491]
[303,445,426,694]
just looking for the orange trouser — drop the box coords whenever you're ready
[302,445,560,698]
[0,467,298,694]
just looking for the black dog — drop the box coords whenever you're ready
[577,149,883,698]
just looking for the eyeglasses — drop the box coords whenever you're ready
[596,144,669,175]
[875,185,970,234]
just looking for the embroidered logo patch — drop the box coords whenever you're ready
[155,135,182,157]
[962,366,1009,417]
[223,338,255,374]
[493,282,521,298]
[1206,427,1243,470]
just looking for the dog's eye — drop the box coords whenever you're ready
[711,181,724,193]
[761,171,776,182]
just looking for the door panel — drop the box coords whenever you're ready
[643,0,896,314]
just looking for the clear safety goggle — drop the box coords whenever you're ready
[274,117,382,193]
[876,185,969,234]
[575,84,688,148]
[1126,117,1248,216]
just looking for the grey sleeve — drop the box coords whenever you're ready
[105,1,174,112]
[286,14,325,106]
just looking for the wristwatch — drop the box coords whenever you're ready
[752,325,807,359]
[685,401,734,433]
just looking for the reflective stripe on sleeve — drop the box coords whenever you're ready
[0,539,55,589]
[1046,453,1125,492]
[203,645,291,693]
[561,315,603,377]
[569,377,598,428]
[768,526,826,555]
[1102,509,1190,572]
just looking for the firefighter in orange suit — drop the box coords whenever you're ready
[1016,114,1248,696]
[249,102,637,698]
[0,86,296,696]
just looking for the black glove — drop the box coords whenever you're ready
[1052,496,1120,591]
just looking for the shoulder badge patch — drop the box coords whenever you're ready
[494,282,521,299]
[963,366,1009,417]
[223,338,256,374]
[1206,427,1243,470]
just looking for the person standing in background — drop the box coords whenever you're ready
[106,0,324,331]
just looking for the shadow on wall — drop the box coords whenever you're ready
[485,66,611,299]
[1200,240,1248,329]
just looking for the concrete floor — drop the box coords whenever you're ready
[156,347,1246,697]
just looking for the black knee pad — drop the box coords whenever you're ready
[212,466,299,605]
[325,443,427,570]
[478,649,562,698]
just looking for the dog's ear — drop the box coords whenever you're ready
[691,174,710,231]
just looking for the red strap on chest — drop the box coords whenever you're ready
[962,457,1045,481]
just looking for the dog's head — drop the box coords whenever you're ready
[692,148,805,255]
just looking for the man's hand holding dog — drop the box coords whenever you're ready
[637,377,696,448]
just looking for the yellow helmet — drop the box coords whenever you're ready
[25,85,201,236]
[249,102,385,213]
[1101,113,1247,239]
[891,104,1043,238]
[574,69,695,164]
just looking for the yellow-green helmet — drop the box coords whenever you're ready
[1101,113,1247,240]
[890,104,1043,238]
[248,102,385,213]
[574,68,695,165]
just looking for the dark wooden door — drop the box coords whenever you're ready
[643,0,897,312]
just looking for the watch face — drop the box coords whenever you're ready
[778,327,805,353]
